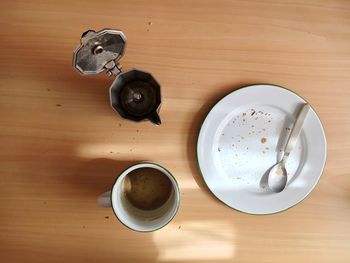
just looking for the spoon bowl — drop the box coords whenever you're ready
[267,163,287,193]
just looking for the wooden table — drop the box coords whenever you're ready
[1,0,350,262]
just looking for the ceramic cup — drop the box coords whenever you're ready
[98,162,180,232]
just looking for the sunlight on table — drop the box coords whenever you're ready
[153,220,236,261]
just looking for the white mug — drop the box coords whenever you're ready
[98,162,180,232]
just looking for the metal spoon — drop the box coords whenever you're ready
[268,103,310,193]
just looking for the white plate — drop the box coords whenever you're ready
[197,84,327,214]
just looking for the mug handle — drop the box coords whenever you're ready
[97,191,111,208]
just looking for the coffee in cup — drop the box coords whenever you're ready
[98,162,180,232]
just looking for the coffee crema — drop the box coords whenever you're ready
[122,168,173,211]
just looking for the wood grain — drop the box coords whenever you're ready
[1,0,350,262]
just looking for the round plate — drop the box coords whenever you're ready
[197,84,327,214]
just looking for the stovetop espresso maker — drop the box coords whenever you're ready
[73,29,162,125]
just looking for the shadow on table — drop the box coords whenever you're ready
[68,158,142,198]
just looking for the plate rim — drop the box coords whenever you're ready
[196,83,327,215]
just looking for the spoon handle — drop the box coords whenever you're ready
[282,103,310,162]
